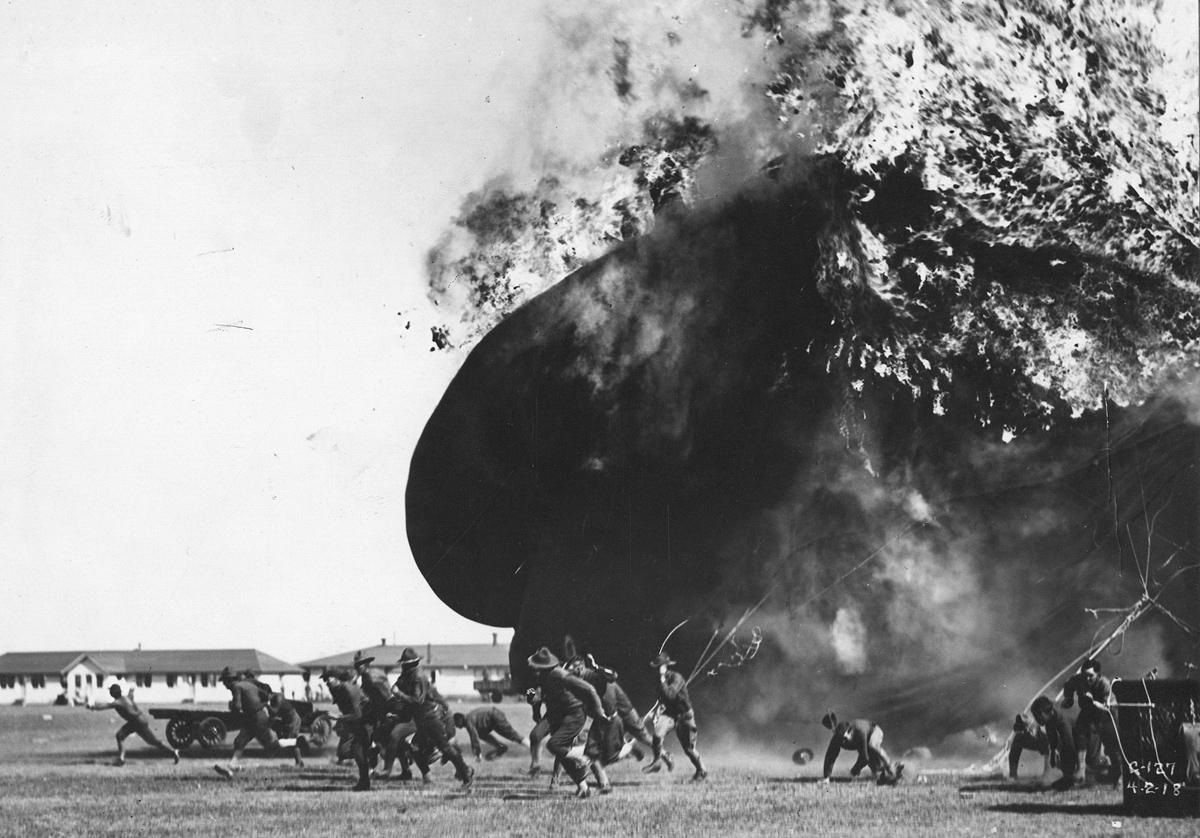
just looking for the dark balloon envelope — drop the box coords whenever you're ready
[407,177,1200,742]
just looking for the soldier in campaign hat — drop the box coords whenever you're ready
[214,667,304,780]
[391,647,474,789]
[646,652,706,780]
[526,646,611,798]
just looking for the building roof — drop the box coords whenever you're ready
[0,649,301,676]
[298,642,510,671]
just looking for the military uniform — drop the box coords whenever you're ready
[326,667,373,790]
[88,685,178,765]
[1008,712,1052,783]
[1062,665,1120,783]
[229,677,280,754]
[528,647,608,797]
[651,653,706,780]
[458,707,526,760]
[392,648,473,787]
[1032,696,1079,790]
[821,715,897,783]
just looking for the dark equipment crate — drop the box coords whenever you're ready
[1112,678,1199,818]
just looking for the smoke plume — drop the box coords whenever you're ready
[409,1,1199,748]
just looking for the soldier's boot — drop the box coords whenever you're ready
[591,762,612,794]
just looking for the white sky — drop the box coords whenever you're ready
[1,1,555,662]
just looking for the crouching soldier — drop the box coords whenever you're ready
[267,692,307,767]
[820,711,902,785]
[527,646,611,798]
[1030,695,1079,791]
[1062,658,1121,786]
[454,706,530,762]
[1008,710,1052,786]
[391,647,474,789]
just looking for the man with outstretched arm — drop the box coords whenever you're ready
[820,711,902,785]
[88,682,179,766]
[647,652,707,781]
[527,646,611,798]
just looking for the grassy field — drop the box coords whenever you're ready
[0,703,1194,838]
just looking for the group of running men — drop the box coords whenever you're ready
[87,650,1126,795]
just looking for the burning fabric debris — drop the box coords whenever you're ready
[407,1,1199,745]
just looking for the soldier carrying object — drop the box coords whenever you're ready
[454,706,530,762]
[391,647,474,789]
[527,646,611,798]
[1008,710,1053,786]
[1031,695,1079,791]
[87,682,180,766]
[1061,658,1121,786]
[647,652,707,781]
[214,667,303,779]
[820,711,902,785]
[322,665,374,790]
[572,653,651,761]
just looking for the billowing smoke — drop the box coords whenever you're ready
[408,1,1199,750]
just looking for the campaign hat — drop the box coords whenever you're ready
[527,647,559,669]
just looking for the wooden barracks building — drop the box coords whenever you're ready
[298,635,514,701]
[0,649,304,706]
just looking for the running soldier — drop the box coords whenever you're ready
[1062,659,1121,786]
[214,667,302,779]
[391,647,474,788]
[323,666,373,790]
[87,682,180,766]
[351,651,391,776]
[647,652,707,781]
[566,653,623,794]
[820,711,902,785]
[375,715,424,781]
[267,692,307,767]
[454,707,530,761]
[526,646,610,798]
[570,653,651,761]
[1031,695,1079,791]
